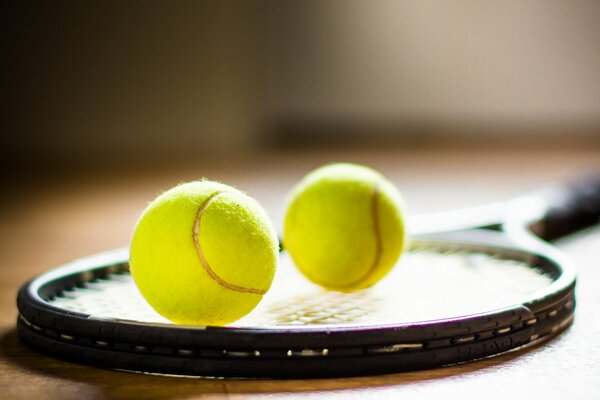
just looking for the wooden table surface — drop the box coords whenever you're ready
[1,148,600,399]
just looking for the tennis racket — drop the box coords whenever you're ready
[16,174,600,378]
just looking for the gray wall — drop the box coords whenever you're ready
[268,1,600,123]
[2,1,600,171]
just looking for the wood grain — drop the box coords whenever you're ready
[2,148,600,400]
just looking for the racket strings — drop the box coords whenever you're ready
[265,290,380,325]
[46,248,553,328]
[18,241,576,377]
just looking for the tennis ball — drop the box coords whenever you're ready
[284,163,406,291]
[130,180,278,326]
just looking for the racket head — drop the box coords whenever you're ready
[16,230,576,378]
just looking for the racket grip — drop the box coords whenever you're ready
[541,173,600,240]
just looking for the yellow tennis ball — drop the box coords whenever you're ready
[284,163,406,291]
[130,180,278,326]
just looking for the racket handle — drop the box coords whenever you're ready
[541,173,600,240]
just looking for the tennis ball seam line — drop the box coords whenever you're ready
[192,191,267,296]
[335,184,383,289]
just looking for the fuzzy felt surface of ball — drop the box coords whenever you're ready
[130,181,278,326]
[283,163,406,291]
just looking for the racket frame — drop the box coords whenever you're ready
[16,227,576,378]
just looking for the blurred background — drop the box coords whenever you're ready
[1,0,600,264]
[2,3,600,394]
[2,0,599,174]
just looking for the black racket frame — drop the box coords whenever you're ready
[17,230,576,378]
